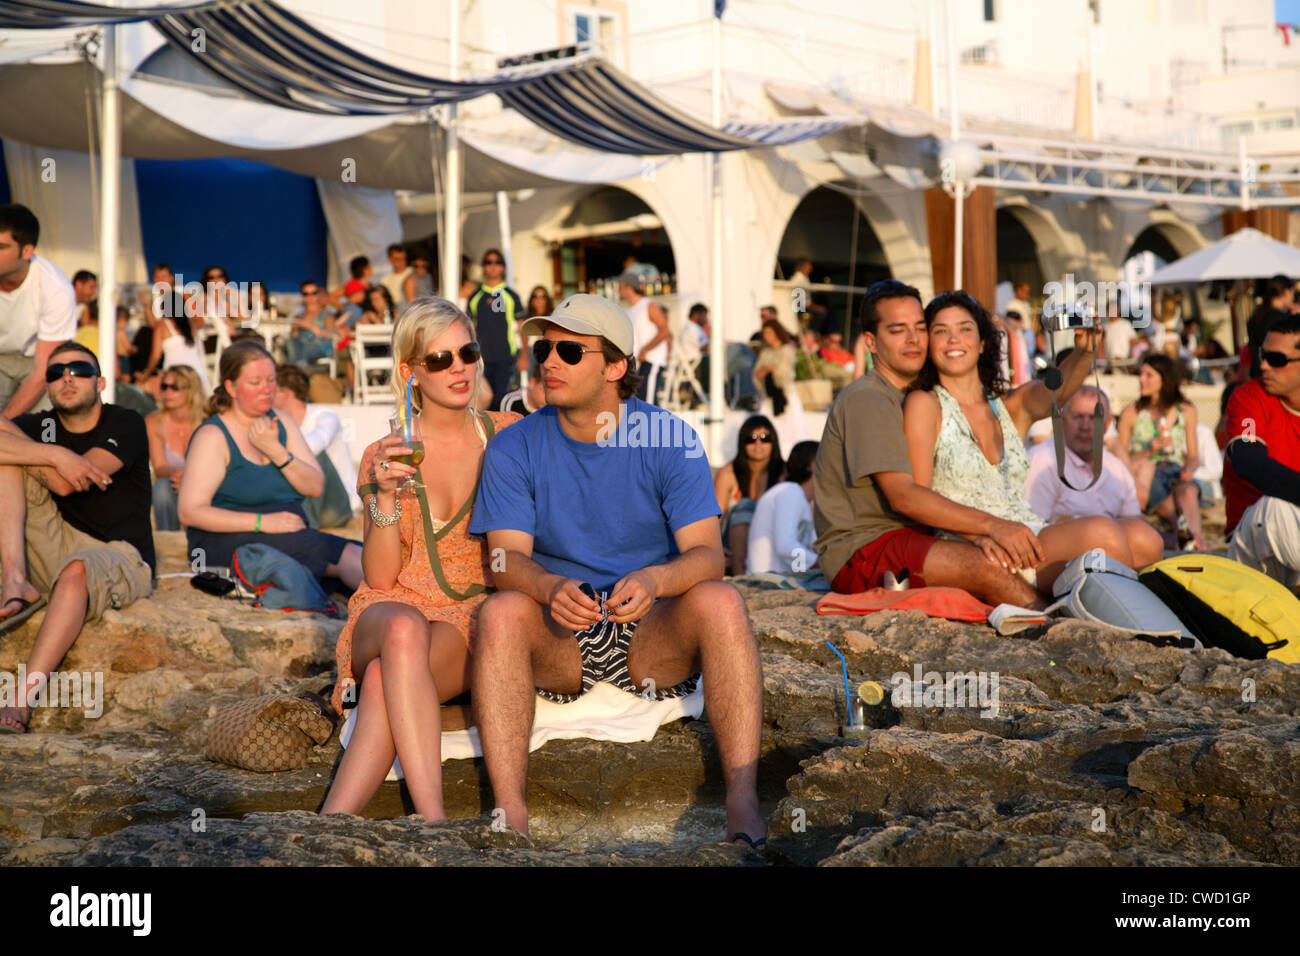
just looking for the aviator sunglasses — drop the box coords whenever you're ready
[419,341,481,372]
[45,360,99,383]
[533,339,602,365]
[1259,348,1300,369]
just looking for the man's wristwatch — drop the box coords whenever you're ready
[368,494,402,527]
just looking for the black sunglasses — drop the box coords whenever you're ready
[160,381,185,391]
[1259,348,1300,369]
[533,339,602,366]
[45,360,99,383]
[419,342,481,373]
[483,258,504,266]
[745,431,774,444]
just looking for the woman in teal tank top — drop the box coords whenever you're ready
[178,340,362,587]
[901,292,1160,597]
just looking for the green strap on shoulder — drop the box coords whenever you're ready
[416,411,497,602]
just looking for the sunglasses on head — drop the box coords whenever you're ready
[746,431,774,444]
[419,342,481,373]
[533,339,602,366]
[45,360,98,383]
[1259,348,1300,369]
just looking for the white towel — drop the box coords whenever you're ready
[338,679,705,782]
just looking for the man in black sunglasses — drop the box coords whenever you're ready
[1223,314,1300,588]
[466,249,525,410]
[0,204,78,419]
[469,293,766,847]
[0,341,153,733]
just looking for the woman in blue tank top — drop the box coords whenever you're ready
[179,339,362,588]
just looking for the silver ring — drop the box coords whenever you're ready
[380,460,390,471]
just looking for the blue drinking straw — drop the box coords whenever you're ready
[825,640,854,727]
[405,375,414,436]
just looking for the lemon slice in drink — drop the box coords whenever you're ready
[857,681,885,706]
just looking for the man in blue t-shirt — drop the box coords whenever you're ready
[469,293,766,848]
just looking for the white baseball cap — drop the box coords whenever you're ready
[519,293,634,356]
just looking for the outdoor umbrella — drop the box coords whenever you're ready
[1145,227,1300,286]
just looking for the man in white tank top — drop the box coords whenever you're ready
[619,269,670,404]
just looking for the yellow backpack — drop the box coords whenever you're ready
[1139,554,1299,665]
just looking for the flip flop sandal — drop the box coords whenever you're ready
[0,596,46,637]
[727,832,767,851]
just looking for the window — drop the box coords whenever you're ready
[983,0,997,22]
[1258,114,1296,132]
[571,7,618,53]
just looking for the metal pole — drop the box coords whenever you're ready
[443,2,462,302]
[946,0,962,291]
[707,12,725,464]
[99,24,120,404]
[927,0,939,119]
[495,190,514,289]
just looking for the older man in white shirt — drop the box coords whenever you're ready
[1025,385,1164,568]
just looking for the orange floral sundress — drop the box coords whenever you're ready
[331,410,520,714]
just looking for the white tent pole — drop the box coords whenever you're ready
[99,23,120,404]
[495,190,514,289]
[442,1,462,302]
[946,0,963,291]
[927,0,939,119]
[707,11,725,465]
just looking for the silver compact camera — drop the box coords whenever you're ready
[1040,303,1097,334]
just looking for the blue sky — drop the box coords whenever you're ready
[1278,0,1300,23]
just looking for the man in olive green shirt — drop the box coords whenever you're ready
[812,280,1046,607]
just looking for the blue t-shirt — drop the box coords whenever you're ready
[469,398,720,592]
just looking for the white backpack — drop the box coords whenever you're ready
[1044,551,1202,649]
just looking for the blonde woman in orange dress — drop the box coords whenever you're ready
[321,297,519,821]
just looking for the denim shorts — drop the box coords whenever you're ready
[1147,460,1186,511]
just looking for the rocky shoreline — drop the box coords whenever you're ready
[1,517,1297,867]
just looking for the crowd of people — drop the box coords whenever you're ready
[3,195,1300,852]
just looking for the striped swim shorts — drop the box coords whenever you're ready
[537,590,701,705]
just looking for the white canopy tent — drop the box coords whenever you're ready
[1145,227,1300,286]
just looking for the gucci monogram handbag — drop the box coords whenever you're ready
[205,691,338,772]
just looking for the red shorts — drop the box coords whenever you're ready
[831,527,937,593]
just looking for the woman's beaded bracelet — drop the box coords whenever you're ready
[368,494,402,528]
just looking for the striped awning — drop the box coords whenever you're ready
[1,0,850,153]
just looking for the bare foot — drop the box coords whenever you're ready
[0,576,41,623]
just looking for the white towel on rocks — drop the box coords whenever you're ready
[338,680,705,782]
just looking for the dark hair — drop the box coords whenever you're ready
[1136,352,1188,412]
[366,284,395,316]
[72,270,97,285]
[202,265,227,283]
[732,415,784,499]
[152,261,172,276]
[275,364,310,402]
[410,246,431,265]
[205,339,275,416]
[349,255,370,279]
[0,203,39,248]
[527,285,554,319]
[859,279,922,337]
[482,247,504,265]
[1264,311,1300,339]
[386,243,405,256]
[1265,274,1293,302]
[598,336,641,400]
[49,339,99,372]
[761,319,792,346]
[300,279,322,294]
[907,291,1008,398]
[689,303,708,320]
[785,440,819,485]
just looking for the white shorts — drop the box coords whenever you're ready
[1229,496,1300,590]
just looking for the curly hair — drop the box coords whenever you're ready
[907,291,1008,399]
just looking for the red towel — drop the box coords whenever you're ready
[816,587,994,622]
